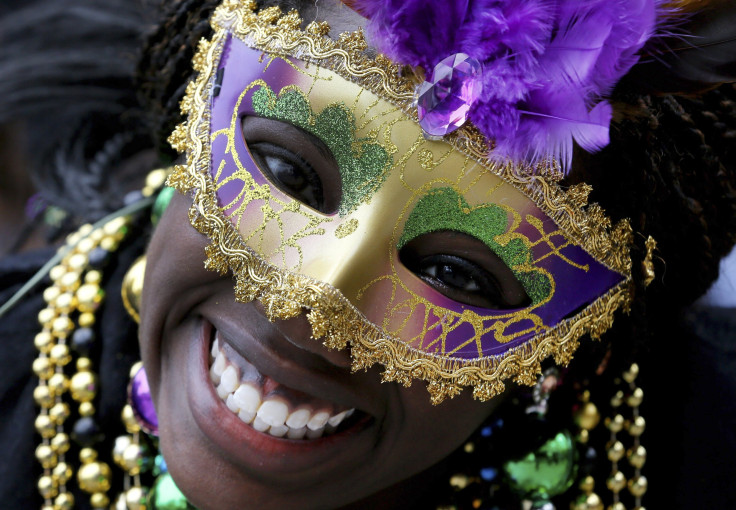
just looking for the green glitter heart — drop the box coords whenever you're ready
[252,85,391,216]
[398,187,552,304]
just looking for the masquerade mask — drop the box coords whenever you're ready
[168,2,633,403]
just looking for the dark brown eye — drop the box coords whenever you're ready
[400,231,531,310]
[241,116,341,214]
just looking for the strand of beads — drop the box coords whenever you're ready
[33,215,132,509]
[604,364,647,510]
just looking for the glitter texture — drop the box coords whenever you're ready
[252,85,391,216]
[398,187,551,303]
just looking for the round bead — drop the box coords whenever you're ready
[623,363,639,383]
[449,474,470,490]
[67,253,88,271]
[610,390,624,408]
[146,168,169,190]
[79,402,96,417]
[34,386,54,409]
[78,224,94,236]
[627,416,646,437]
[627,445,647,469]
[70,371,97,402]
[608,503,626,510]
[122,443,152,476]
[606,471,626,493]
[36,444,58,469]
[79,447,98,464]
[463,442,474,453]
[54,292,76,314]
[51,316,74,338]
[576,402,601,431]
[49,344,72,366]
[85,270,102,285]
[88,247,110,269]
[90,229,104,243]
[38,475,58,499]
[628,475,648,497]
[605,414,625,433]
[71,327,95,355]
[607,440,625,462]
[626,388,644,407]
[79,312,96,328]
[77,461,111,493]
[51,433,71,454]
[53,462,73,484]
[71,417,103,447]
[572,492,603,510]
[126,486,148,510]
[100,236,118,252]
[113,435,133,466]
[59,271,81,292]
[44,286,62,304]
[76,284,104,314]
[103,216,128,236]
[122,404,141,434]
[49,265,66,282]
[48,373,69,396]
[90,492,110,508]
[578,428,589,444]
[33,357,54,379]
[35,332,54,353]
[38,308,57,327]
[54,492,74,510]
[76,237,95,254]
[77,357,92,372]
[579,475,595,493]
[35,414,56,438]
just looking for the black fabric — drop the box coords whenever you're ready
[0,231,146,509]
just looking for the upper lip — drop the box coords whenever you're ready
[198,298,383,419]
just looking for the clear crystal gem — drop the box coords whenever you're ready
[416,53,482,137]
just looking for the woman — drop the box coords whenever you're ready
[1,0,735,508]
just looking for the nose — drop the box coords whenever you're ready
[276,310,353,369]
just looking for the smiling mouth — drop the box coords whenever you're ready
[208,330,361,440]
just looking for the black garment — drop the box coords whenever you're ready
[0,233,145,509]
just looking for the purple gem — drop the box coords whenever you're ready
[416,53,482,137]
[130,366,159,436]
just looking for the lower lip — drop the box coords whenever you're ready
[187,319,373,474]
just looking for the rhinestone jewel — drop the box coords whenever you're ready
[129,366,159,436]
[416,53,482,137]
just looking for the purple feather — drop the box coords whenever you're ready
[355,0,672,172]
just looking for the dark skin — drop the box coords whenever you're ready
[140,194,504,509]
[137,3,529,508]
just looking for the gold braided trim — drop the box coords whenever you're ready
[167,1,634,403]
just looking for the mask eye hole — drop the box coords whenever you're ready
[399,230,531,310]
[241,116,341,214]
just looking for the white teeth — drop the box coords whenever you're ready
[219,365,239,394]
[257,399,289,428]
[211,336,220,359]
[268,424,289,438]
[238,409,256,424]
[285,408,311,429]
[306,427,324,439]
[286,426,308,439]
[210,351,226,385]
[233,384,261,415]
[327,409,350,428]
[252,416,270,432]
[210,337,359,440]
[307,411,330,431]
[225,393,239,413]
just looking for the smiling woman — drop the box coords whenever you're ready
[2,0,736,509]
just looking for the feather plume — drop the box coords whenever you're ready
[355,0,670,172]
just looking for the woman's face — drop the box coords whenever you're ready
[140,192,501,509]
[138,2,627,507]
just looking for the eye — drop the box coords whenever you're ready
[241,116,341,214]
[400,231,531,309]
